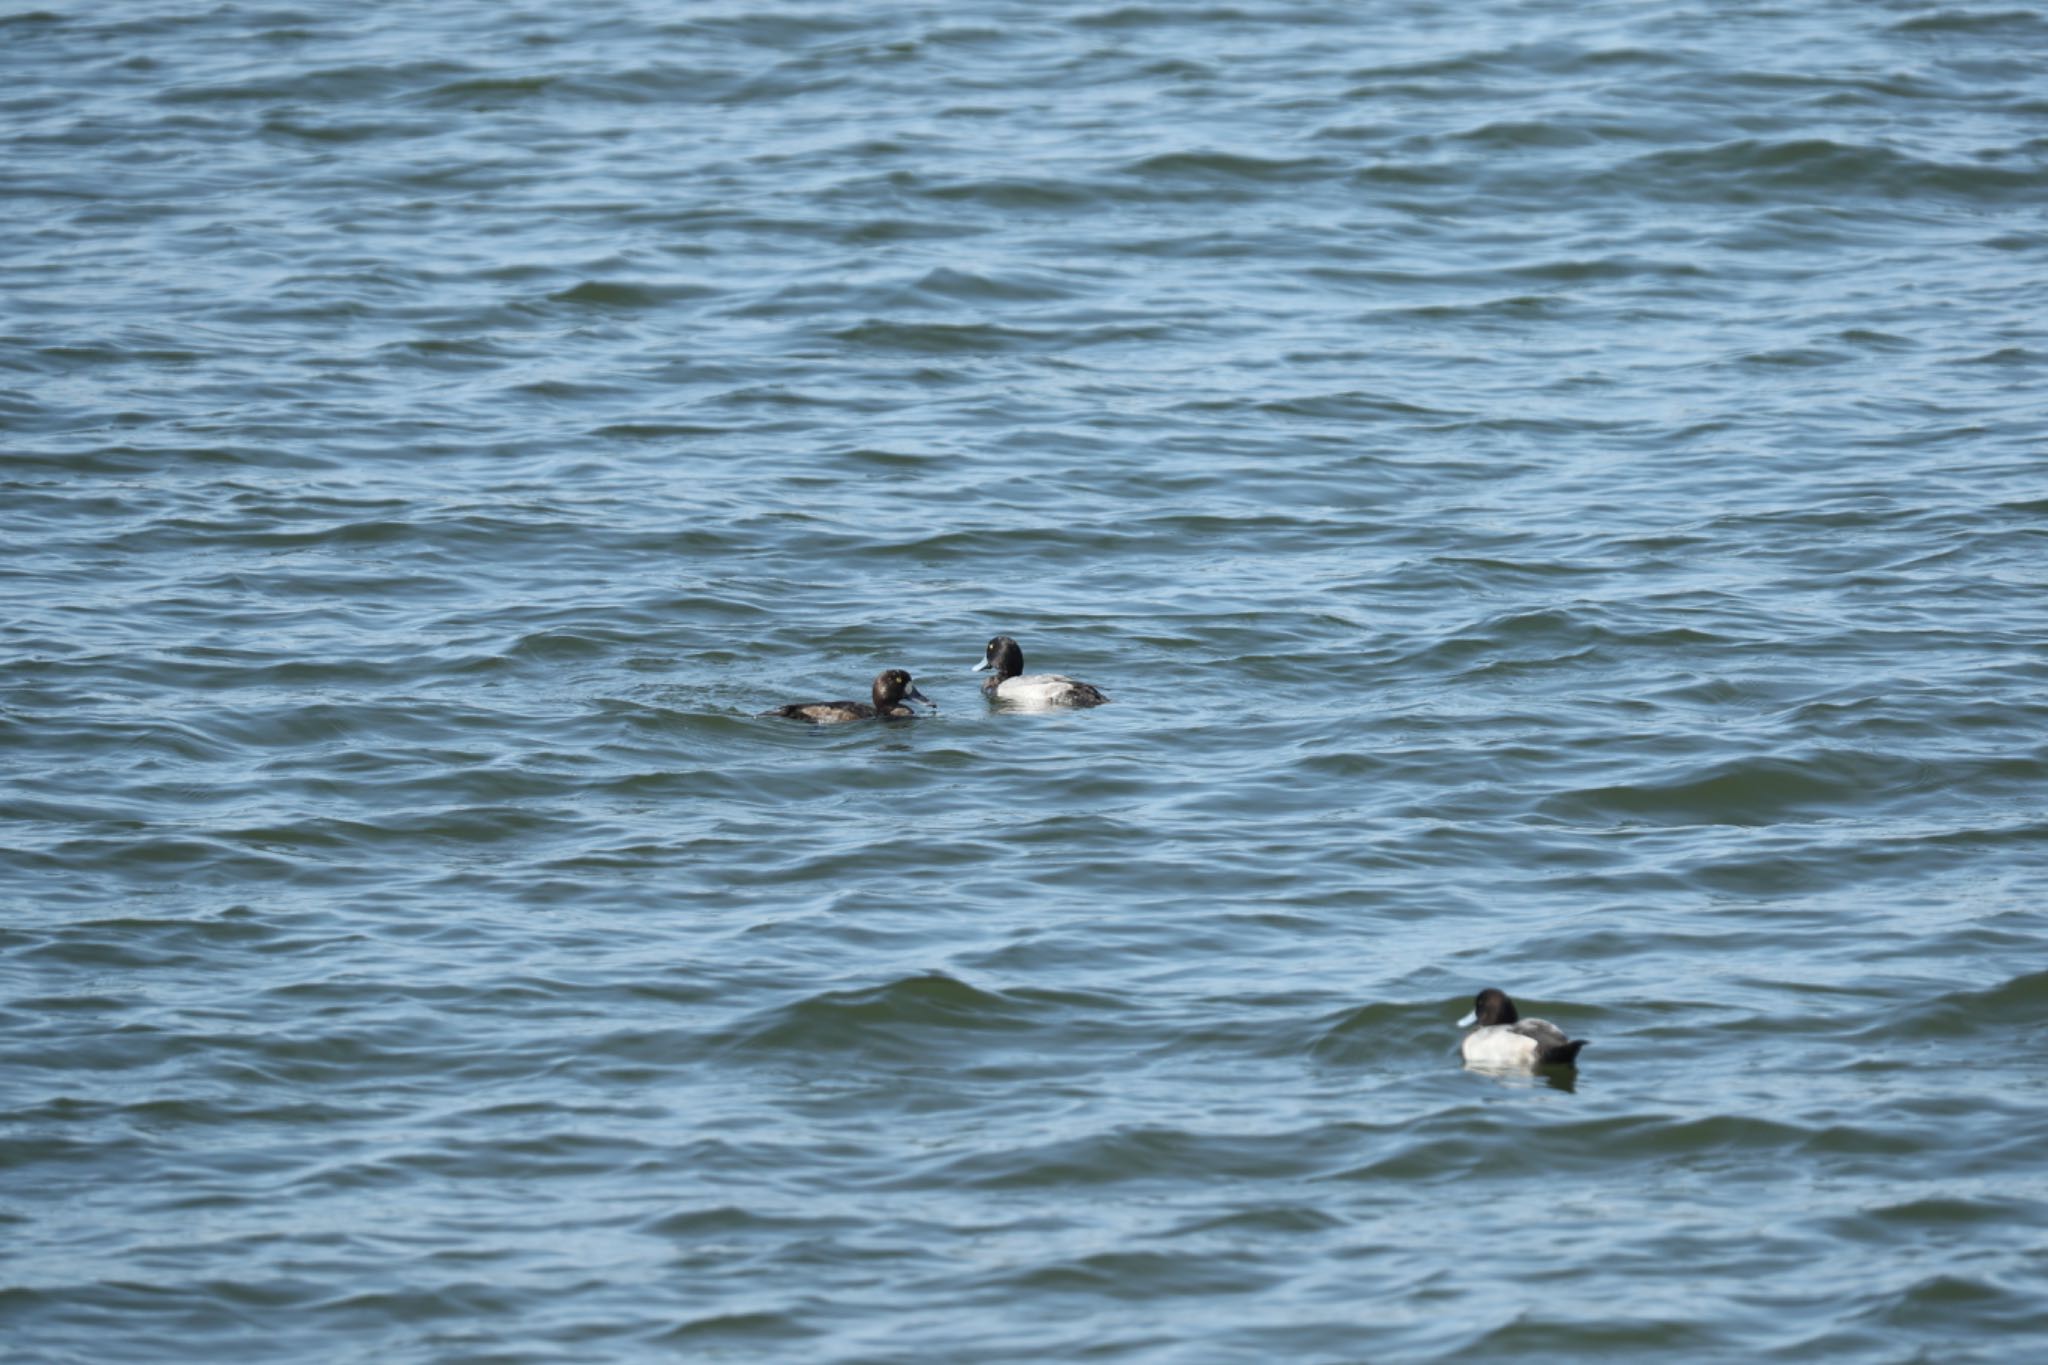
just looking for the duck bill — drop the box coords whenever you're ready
[1456,1010,1477,1027]
[908,687,937,710]
[970,657,990,673]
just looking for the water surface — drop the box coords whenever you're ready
[5,1,2048,1360]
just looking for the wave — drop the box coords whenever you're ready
[1538,749,1939,826]
[711,972,1065,1063]
[1616,138,2040,203]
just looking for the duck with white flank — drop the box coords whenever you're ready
[1457,987,1587,1069]
[758,669,936,724]
[972,635,1110,709]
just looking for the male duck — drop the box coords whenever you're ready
[1457,987,1587,1068]
[972,635,1110,709]
[759,669,936,724]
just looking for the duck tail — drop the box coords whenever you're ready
[1539,1039,1588,1067]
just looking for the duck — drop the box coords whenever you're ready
[758,669,936,724]
[972,635,1110,709]
[1457,988,1587,1068]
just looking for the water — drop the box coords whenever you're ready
[4,0,2047,1359]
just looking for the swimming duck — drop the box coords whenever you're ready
[1457,988,1587,1068]
[758,669,936,724]
[972,635,1110,709]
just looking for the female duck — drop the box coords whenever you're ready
[1457,987,1587,1068]
[759,669,936,724]
[972,635,1110,709]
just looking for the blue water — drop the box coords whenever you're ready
[5,1,2048,1359]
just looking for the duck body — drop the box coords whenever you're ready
[760,669,936,724]
[1457,987,1587,1069]
[972,635,1109,709]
